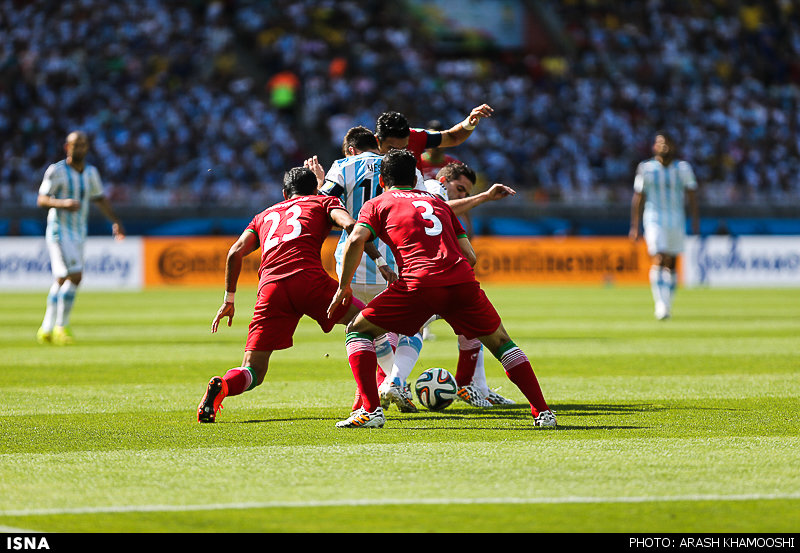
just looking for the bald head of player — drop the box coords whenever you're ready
[379,148,417,190]
[65,131,89,168]
[283,167,319,199]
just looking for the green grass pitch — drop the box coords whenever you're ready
[1,284,798,533]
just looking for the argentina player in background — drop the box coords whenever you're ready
[629,131,699,320]
[35,131,126,345]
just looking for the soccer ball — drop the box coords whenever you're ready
[414,368,458,411]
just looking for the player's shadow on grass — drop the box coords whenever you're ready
[399,404,648,430]
[232,404,661,429]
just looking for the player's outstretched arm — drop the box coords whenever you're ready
[212,231,259,332]
[447,183,516,216]
[439,104,494,148]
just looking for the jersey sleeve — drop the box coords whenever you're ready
[678,161,698,190]
[245,214,260,245]
[88,166,105,199]
[38,164,62,196]
[408,129,438,157]
[356,201,380,240]
[412,168,426,191]
[633,162,647,193]
[319,162,345,198]
[423,178,448,200]
[323,195,347,215]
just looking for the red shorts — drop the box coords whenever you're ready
[361,280,501,339]
[246,269,352,351]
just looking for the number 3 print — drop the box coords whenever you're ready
[412,200,442,236]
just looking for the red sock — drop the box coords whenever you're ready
[455,336,481,387]
[346,334,380,412]
[222,367,254,397]
[498,345,549,416]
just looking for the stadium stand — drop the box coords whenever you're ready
[1,0,799,234]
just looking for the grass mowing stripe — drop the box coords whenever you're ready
[4,373,798,416]
[4,492,800,517]
[2,438,798,514]
[2,286,798,531]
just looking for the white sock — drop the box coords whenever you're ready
[649,266,667,308]
[41,282,60,331]
[56,280,78,328]
[660,268,675,311]
[374,332,397,375]
[389,332,423,385]
[470,347,489,396]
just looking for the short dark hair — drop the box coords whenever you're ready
[342,126,378,155]
[375,111,410,141]
[380,149,417,189]
[283,167,318,197]
[436,162,476,185]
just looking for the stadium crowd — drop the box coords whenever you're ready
[1,0,799,212]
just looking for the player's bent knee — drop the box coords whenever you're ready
[479,325,511,357]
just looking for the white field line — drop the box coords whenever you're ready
[2,492,800,517]
[0,525,44,532]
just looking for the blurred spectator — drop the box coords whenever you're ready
[1,0,799,212]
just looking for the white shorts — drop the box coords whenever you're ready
[47,239,85,278]
[644,224,685,256]
[351,282,388,305]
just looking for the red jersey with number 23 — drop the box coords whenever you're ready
[246,195,345,285]
[357,188,474,288]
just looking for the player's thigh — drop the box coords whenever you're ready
[247,280,302,351]
[644,224,684,257]
[296,271,358,332]
[47,239,84,278]
[438,281,502,340]
[360,282,435,337]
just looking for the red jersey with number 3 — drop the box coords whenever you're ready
[246,195,345,284]
[357,188,474,288]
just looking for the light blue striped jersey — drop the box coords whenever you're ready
[319,151,425,285]
[38,160,104,242]
[633,158,697,229]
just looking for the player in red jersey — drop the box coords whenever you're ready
[418,120,461,180]
[374,105,494,169]
[197,167,366,423]
[328,149,556,429]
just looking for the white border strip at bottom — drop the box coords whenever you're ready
[3,492,800,517]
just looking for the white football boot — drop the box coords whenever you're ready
[335,406,386,428]
[533,409,557,428]
[485,388,515,405]
[456,385,493,408]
